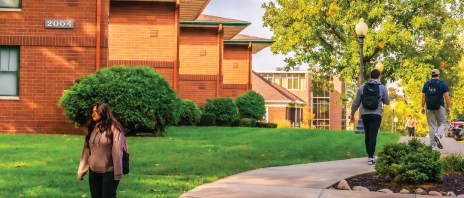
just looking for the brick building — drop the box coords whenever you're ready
[0,0,272,134]
[253,71,347,130]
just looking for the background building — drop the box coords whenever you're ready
[0,0,272,134]
[253,70,347,130]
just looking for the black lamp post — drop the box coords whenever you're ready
[354,18,368,134]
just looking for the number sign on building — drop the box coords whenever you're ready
[44,20,74,29]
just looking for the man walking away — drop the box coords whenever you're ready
[421,69,451,150]
[404,115,416,137]
[350,69,390,165]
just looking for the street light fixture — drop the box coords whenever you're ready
[375,60,384,72]
[354,18,368,134]
[391,103,396,132]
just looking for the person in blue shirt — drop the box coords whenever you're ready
[421,69,451,150]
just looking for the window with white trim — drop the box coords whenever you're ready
[0,47,20,96]
[0,0,21,8]
[261,73,305,90]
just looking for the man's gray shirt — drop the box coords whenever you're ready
[351,79,390,116]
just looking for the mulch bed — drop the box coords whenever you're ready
[331,171,464,195]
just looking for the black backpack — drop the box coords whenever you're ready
[425,80,442,110]
[361,83,381,110]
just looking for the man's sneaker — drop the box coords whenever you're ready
[432,146,438,150]
[368,158,375,165]
[434,135,443,149]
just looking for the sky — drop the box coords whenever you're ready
[202,0,296,72]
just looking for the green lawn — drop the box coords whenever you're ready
[0,127,400,197]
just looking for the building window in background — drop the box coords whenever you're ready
[312,88,330,129]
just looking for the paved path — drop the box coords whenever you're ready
[180,137,464,198]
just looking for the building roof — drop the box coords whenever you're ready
[180,14,250,39]
[196,14,245,22]
[111,0,209,20]
[180,0,210,20]
[225,34,273,54]
[231,34,270,40]
[251,71,306,104]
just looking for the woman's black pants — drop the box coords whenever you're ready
[89,169,120,198]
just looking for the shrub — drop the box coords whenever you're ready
[375,138,444,184]
[268,123,278,128]
[255,122,278,128]
[198,113,216,126]
[204,98,238,126]
[249,118,256,127]
[235,90,266,120]
[274,120,292,128]
[58,66,182,135]
[230,119,241,127]
[239,118,252,127]
[178,99,202,126]
[442,154,464,172]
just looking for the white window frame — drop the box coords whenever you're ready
[0,46,20,99]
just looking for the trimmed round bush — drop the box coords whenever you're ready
[375,138,444,184]
[58,65,182,135]
[198,113,216,126]
[178,99,202,126]
[239,118,252,127]
[204,97,238,126]
[236,90,266,120]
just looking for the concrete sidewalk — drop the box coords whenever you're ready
[180,137,464,198]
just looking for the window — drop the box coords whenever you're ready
[312,87,330,129]
[287,78,293,89]
[0,0,21,8]
[258,73,306,90]
[0,47,19,96]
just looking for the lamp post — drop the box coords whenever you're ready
[394,117,398,133]
[391,103,396,132]
[354,18,368,134]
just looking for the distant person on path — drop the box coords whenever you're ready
[350,69,390,165]
[404,115,416,137]
[77,103,126,198]
[421,69,451,150]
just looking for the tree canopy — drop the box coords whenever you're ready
[262,0,464,94]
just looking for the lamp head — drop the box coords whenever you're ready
[355,18,368,37]
[375,60,384,72]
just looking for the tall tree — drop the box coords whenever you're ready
[262,0,464,94]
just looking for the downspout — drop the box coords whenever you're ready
[95,0,101,71]
[174,0,180,91]
[247,42,252,91]
[217,24,223,97]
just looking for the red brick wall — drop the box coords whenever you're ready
[268,107,287,123]
[0,0,108,37]
[0,46,96,134]
[178,75,217,106]
[329,92,342,130]
[223,45,249,84]
[179,27,219,75]
[222,84,247,99]
[0,1,109,134]
[108,1,176,61]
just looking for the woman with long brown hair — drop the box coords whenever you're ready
[77,102,125,198]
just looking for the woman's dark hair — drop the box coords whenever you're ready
[85,102,124,148]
